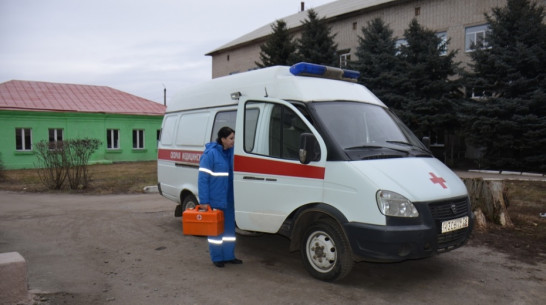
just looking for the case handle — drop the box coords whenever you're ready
[195,204,211,212]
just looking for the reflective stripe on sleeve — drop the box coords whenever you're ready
[199,168,229,177]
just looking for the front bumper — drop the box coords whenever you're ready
[344,197,475,262]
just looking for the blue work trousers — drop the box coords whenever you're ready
[208,203,236,262]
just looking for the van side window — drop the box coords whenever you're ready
[211,110,236,142]
[245,101,311,160]
[244,108,260,152]
[177,112,210,146]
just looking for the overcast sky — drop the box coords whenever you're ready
[0,0,333,104]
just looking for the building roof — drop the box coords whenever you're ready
[0,80,166,116]
[206,0,395,55]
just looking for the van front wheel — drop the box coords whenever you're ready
[300,219,354,282]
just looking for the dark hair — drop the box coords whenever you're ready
[216,126,235,144]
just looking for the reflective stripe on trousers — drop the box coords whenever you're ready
[208,204,236,263]
[208,236,236,244]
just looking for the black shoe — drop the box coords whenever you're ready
[226,258,243,264]
[213,261,225,268]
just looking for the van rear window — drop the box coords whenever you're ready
[160,115,177,145]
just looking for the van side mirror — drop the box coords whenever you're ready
[299,133,320,164]
[422,136,431,149]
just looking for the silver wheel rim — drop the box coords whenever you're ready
[306,230,337,273]
[185,201,196,210]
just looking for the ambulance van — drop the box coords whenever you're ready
[157,62,474,281]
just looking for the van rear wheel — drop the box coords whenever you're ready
[300,219,354,282]
[182,194,198,211]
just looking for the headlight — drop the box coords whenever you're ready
[376,190,419,218]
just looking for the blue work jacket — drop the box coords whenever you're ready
[198,142,234,209]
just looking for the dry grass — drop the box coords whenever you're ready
[0,161,157,194]
[505,180,546,237]
[504,180,546,245]
[470,179,546,264]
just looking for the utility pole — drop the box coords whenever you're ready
[163,84,166,106]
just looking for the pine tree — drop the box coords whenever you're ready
[465,0,546,172]
[397,19,462,144]
[256,20,297,68]
[351,18,403,109]
[294,9,338,66]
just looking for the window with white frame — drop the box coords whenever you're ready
[436,32,447,56]
[395,39,407,55]
[339,51,351,68]
[470,87,493,100]
[107,129,120,149]
[15,128,32,151]
[133,129,144,149]
[465,24,489,52]
[48,128,63,148]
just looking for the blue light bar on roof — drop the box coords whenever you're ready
[342,69,360,80]
[289,62,327,76]
[289,62,360,82]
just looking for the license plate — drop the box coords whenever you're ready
[441,216,469,233]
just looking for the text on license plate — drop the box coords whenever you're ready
[441,216,469,233]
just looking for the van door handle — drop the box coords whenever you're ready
[175,162,196,168]
[243,176,277,182]
[243,176,264,181]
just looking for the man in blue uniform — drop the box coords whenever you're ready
[198,127,242,267]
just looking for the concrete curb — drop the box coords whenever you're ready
[0,252,29,305]
[143,185,158,193]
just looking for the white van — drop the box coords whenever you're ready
[157,62,474,281]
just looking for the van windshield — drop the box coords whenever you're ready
[311,101,432,160]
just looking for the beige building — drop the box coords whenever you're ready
[206,0,532,78]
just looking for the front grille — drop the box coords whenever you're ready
[428,197,472,250]
[429,197,469,220]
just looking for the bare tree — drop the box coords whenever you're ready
[34,138,101,190]
[34,141,67,189]
[64,139,100,189]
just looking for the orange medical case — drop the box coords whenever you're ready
[182,205,224,236]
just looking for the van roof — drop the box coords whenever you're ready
[168,65,385,113]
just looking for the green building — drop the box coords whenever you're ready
[0,80,166,169]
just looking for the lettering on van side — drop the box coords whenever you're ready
[158,149,202,165]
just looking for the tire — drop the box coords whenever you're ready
[300,218,354,282]
[181,194,198,211]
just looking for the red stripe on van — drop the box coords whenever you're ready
[157,149,202,164]
[234,155,325,179]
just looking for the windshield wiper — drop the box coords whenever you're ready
[386,140,432,156]
[345,145,408,155]
[386,140,413,146]
[345,145,383,150]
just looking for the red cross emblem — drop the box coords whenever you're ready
[429,172,447,189]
